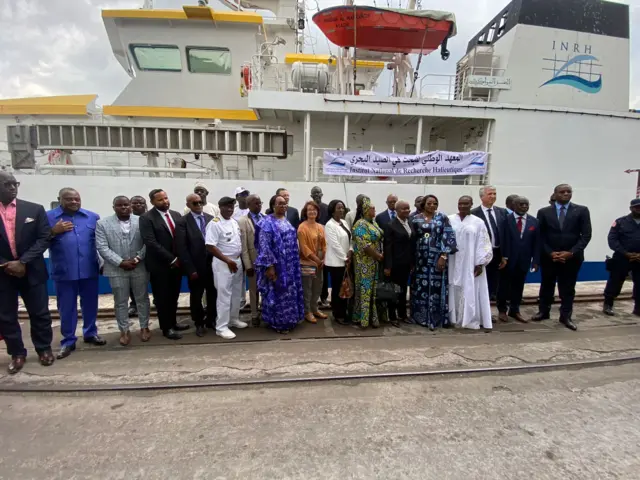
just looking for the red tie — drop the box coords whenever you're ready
[165,213,176,236]
[517,216,523,233]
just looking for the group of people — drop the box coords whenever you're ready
[3,166,638,376]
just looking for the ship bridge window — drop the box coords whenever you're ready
[130,44,182,72]
[187,47,232,75]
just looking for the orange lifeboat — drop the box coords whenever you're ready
[312,6,456,59]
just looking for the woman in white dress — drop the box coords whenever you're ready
[324,200,353,324]
[448,196,494,330]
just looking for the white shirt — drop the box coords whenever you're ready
[119,219,131,235]
[184,203,220,218]
[205,217,242,257]
[513,213,528,239]
[325,218,352,267]
[232,207,249,221]
[397,217,411,236]
[345,210,357,230]
[481,205,498,248]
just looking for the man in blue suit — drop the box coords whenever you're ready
[48,188,106,359]
[502,196,540,323]
[374,194,398,232]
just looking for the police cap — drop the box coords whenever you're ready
[630,199,640,207]
[218,196,236,207]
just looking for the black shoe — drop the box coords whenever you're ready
[390,319,400,327]
[83,335,107,346]
[560,317,577,331]
[251,317,261,327]
[163,329,182,340]
[531,312,550,321]
[56,344,76,359]
[602,305,615,316]
[128,307,138,318]
[173,323,190,331]
[195,325,206,337]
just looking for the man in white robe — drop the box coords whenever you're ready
[448,196,494,330]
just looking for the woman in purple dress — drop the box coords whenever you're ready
[255,195,305,333]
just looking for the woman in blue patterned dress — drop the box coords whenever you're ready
[352,197,385,328]
[410,194,457,330]
[254,195,305,333]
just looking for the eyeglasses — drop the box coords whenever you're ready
[2,181,19,188]
[192,201,205,206]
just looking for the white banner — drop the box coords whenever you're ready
[323,150,488,177]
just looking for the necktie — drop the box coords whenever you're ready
[517,216,523,233]
[198,215,206,238]
[558,206,566,229]
[165,213,175,236]
[487,208,500,247]
[391,211,396,220]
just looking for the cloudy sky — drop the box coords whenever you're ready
[0,0,638,106]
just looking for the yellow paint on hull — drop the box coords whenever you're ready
[102,7,263,25]
[103,105,258,121]
[0,95,97,116]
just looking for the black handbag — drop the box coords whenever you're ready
[376,265,401,303]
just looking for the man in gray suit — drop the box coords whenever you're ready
[96,196,151,346]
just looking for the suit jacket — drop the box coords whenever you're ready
[375,210,394,232]
[0,199,50,289]
[384,217,413,272]
[238,214,259,270]
[95,215,147,278]
[317,202,329,225]
[503,214,541,272]
[536,203,592,259]
[471,205,507,256]
[175,212,214,277]
[139,208,182,274]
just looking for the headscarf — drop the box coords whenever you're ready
[362,196,374,222]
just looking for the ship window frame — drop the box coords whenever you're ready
[129,44,182,72]
[186,46,232,75]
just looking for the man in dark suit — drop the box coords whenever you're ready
[139,189,189,340]
[471,186,508,308]
[383,200,413,325]
[501,196,540,323]
[533,184,592,330]
[375,194,398,232]
[266,188,300,229]
[176,193,217,337]
[0,172,55,374]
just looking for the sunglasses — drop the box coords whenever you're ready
[2,181,19,188]
[191,201,205,206]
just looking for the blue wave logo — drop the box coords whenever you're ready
[468,154,485,166]
[328,159,346,167]
[540,54,602,94]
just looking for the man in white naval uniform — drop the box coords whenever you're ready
[205,196,248,339]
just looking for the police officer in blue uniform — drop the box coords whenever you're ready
[603,198,640,316]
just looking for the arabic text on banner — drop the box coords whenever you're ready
[322,150,489,177]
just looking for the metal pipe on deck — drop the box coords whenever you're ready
[303,112,311,181]
[343,114,349,150]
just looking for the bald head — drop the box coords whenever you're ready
[186,193,204,214]
[386,194,398,211]
[396,200,411,220]
[247,194,263,214]
[0,171,18,204]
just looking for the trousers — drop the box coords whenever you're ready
[0,280,53,357]
[55,278,99,347]
[212,257,243,333]
[604,257,640,308]
[149,269,182,333]
[327,266,348,319]
[247,272,259,319]
[302,269,323,315]
[187,273,217,327]
[110,275,150,332]
[538,256,583,317]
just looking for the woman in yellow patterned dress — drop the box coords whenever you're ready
[352,197,384,328]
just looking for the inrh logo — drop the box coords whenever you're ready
[540,41,602,94]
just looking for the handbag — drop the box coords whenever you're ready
[339,269,354,299]
[376,279,400,303]
[301,264,317,277]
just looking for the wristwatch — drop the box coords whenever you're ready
[440,253,448,260]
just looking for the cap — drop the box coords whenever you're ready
[218,196,236,207]
[234,186,249,196]
[194,181,208,193]
[630,199,640,207]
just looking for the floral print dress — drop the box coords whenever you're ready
[352,218,384,328]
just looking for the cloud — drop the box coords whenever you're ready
[0,0,638,106]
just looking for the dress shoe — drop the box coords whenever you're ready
[7,355,26,375]
[38,350,55,367]
[163,329,182,340]
[216,328,236,340]
[140,328,151,342]
[119,331,131,346]
[84,335,107,346]
[173,323,190,332]
[560,317,578,331]
[229,320,248,329]
[509,312,528,324]
[251,317,261,327]
[195,325,206,337]
[305,313,317,324]
[57,344,76,359]
[128,307,138,318]
[602,305,615,316]
[313,311,328,320]
[498,312,509,323]
[531,312,550,322]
